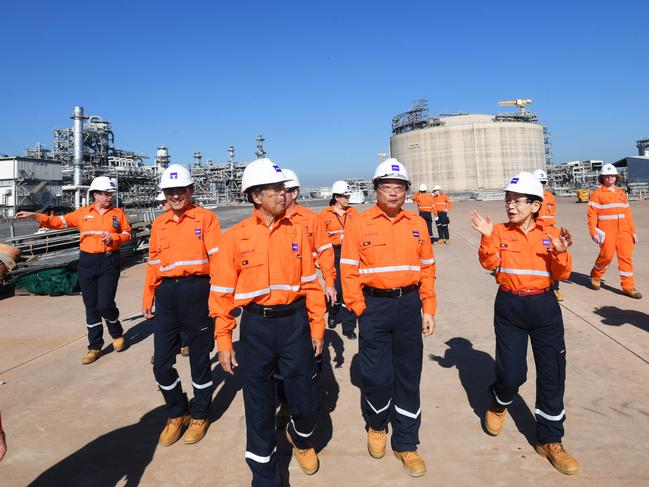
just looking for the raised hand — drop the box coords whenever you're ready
[470,210,493,237]
[559,227,573,247]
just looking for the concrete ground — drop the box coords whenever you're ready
[1,197,648,486]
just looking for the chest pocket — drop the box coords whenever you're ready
[359,235,387,265]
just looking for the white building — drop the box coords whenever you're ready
[0,157,64,217]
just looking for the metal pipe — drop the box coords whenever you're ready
[71,106,86,208]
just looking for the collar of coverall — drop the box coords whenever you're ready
[368,204,411,222]
[252,206,291,227]
[87,203,115,214]
[326,205,352,215]
[505,221,545,234]
[161,204,197,223]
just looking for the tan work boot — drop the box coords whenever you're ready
[484,403,507,436]
[183,418,210,444]
[623,288,642,299]
[535,442,579,475]
[285,425,319,475]
[554,289,563,301]
[590,277,601,290]
[159,413,190,446]
[393,450,426,477]
[113,336,126,352]
[180,346,190,357]
[367,427,387,459]
[81,349,102,365]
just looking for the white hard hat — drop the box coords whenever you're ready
[88,176,117,193]
[432,184,441,191]
[159,164,193,189]
[240,158,288,194]
[600,163,619,176]
[504,172,544,199]
[282,168,301,189]
[155,191,166,202]
[419,183,428,192]
[533,169,548,183]
[373,158,410,183]
[331,180,352,195]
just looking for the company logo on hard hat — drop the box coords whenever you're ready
[510,177,519,184]
[170,172,178,179]
[273,165,282,172]
[391,164,400,171]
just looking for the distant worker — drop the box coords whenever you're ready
[212,158,326,485]
[411,184,436,242]
[16,176,131,365]
[319,180,360,338]
[534,169,563,301]
[341,158,436,477]
[588,163,641,299]
[155,191,171,213]
[431,185,452,244]
[470,172,579,475]
[142,164,221,446]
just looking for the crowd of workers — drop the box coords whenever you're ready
[6,157,642,484]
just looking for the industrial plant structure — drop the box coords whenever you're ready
[390,100,550,193]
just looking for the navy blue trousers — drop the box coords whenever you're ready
[436,211,450,240]
[152,275,214,419]
[359,291,423,452]
[328,245,357,333]
[77,251,123,350]
[418,211,435,241]
[239,304,320,487]
[492,289,567,443]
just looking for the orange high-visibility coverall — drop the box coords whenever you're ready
[412,192,435,213]
[538,191,556,227]
[588,185,637,290]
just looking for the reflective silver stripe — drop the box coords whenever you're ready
[598,213,626,220]
[211,285,235,293]
[538,216,554,219]
[301,273,317,283]
[535,408,565,421]
[269,284,300,292]
[86,321,102,328]
[290,418,315,438]
[207,247,219,255]
[192,380,213,390]
[593,264,607,271]
[419,257,435,265]
[59,215,68,228]
[493,391,513,406]
[619,271,633,277]
[359,265,420,274]
[160,259,209,272]
[235,287,271,300]
[589,201,628,209]
[366,397,391,414]
[158,378,181,391]
[80,230,109,236]
[327,230,344,234]
[498,267,551,277]
[245,448,276,464]
[121,232,131,236]
[106,319,119,324]
[598,214,625,220]
[311,371,318,379]
[394,404,421,419]
[272,373,283,380]
[148,259,161,265]
[316,243,333,253]
[418,206,433,209]
[340,258,359,266]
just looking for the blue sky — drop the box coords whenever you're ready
[1,1,647,185]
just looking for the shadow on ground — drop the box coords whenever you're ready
[27,406,166,487]
[594,306,649,333]
[100,318,154,357]
[568,271,625,296]
[429,337,538,446]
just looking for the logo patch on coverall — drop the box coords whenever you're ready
[112,216,119,229]
[413,230,420,238]
[292,243,299,252]
[195,228,203,239]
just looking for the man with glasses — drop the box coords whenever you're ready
[470,171,578,475]
[212,158,326,486]
[16,176,131,365]
[341,158,436,477]
[142,164,221,446]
